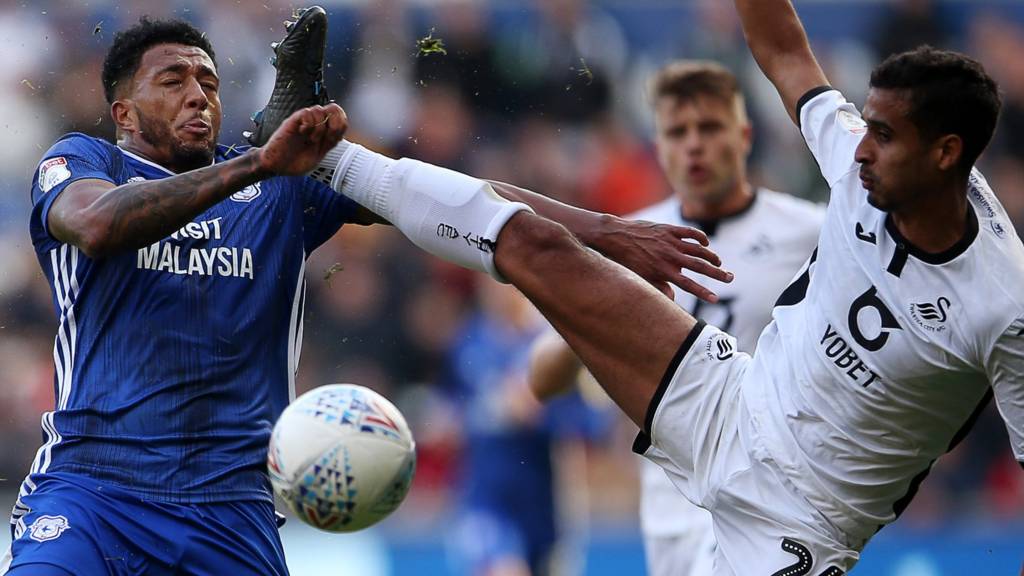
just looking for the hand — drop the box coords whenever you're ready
[591,216,732,302]
[257,103,347,176]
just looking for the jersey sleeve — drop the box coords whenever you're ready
[797,88,865,189]
[30,134,117,247]
[299,177,362,253]
[986,317,1024,467]
[543,385,614,441]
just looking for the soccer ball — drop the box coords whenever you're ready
[268,384,416,532]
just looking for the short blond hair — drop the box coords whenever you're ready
[648,60,747,120]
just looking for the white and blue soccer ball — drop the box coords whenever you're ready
[268,384,416,532]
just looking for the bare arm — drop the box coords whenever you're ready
[488,180,732,302]
[50,156,270,258]
[528,331,583,401]
[734,0,830,124]
[50,104,348,258]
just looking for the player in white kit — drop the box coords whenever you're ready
[615,1,1023,572]
[529,61,824,576]
[293,0,1023,570]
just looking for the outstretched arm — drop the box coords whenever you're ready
[50,104,347,258]
[529,330,583,401]
[733,0,830,124]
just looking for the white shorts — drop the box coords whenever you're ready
[633,321,859,576]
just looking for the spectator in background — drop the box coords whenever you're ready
[969,12,1024,233]
[342,0,417,144]
[872,0,948,60]
[414,0,512,127]
[487,0,626,124]
[399,83,478,172]
[580,115,666,216]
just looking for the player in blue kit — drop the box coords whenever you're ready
[443,281,612,576]
[4,13,358,576]
[3,9,729,576]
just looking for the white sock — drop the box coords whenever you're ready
[313,141,532,282]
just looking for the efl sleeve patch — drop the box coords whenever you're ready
[38,157,72,193]
[798,89,863,190]
[837,110,867,135]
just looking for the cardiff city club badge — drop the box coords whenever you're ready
[28,515,70,543]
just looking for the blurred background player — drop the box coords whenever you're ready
[530,60,824,576]
[442,278,611,576]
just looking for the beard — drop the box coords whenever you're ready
[865,188,896,212]
[136,108,216,171]
[866,193,885,210]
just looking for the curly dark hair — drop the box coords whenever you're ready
[101,17,216,104]
[870,46,1001,171]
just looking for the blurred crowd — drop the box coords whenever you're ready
[1,0,1023,539]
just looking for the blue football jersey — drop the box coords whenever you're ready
[443,311,612,565]
[21,132,360,505]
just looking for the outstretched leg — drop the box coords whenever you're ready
[494,212,698,428]
[316,142,705,427]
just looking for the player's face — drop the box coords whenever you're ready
[854,88,938,212]
[122,43,221,170]
[653,95,751,206]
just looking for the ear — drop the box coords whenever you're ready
[111,100,137,134]
[934,134,963,172]
[740,121,754,156]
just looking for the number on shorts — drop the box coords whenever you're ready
[770,538,844,576]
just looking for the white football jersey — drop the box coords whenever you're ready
[630,190,824,537]
[742,88,1024,544]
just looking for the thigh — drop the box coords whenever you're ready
[178,500,288,576]
[635,324,750,507]
[495,213,700,430]
[7,476,161,576]
[710,461,858,576]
